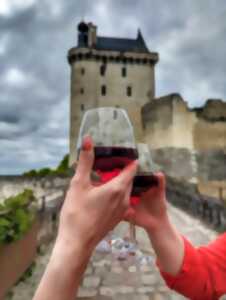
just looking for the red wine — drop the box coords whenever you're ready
[93,146,138,171]
[132,173,158,196]
[92,147,158,198]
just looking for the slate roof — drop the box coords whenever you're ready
[95,31,149,53]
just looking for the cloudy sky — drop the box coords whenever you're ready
[0,0,226,174]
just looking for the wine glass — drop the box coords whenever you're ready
[77,107,138,171]
[76,107,138,256]
[121,143,159,266]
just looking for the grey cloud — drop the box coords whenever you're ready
[1,0,226,174]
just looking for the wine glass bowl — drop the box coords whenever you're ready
[77,108,138,181]
[132,143,159,197]
[77,107,136,150]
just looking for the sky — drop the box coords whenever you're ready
[0,0,226,175]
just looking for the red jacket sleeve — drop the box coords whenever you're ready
[157,234,226,300]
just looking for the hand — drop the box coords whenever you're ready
[57,136,138,253]
[125,172,168,232]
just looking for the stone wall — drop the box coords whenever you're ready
[142,95,226,199]
[0,176,69,203]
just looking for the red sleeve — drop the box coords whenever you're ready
[157,234,226,300]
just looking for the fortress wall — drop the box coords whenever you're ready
[142,96,226,198]
[142,95,174,148]
[193,100,226,197]
[172,95,196,149]
[142,94,196,180]
[194,120,226,151]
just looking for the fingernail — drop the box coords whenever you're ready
[82,135,92,151]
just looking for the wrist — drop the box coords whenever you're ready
[51,235,93,271]
[145,213,170,236]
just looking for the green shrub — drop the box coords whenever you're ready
[23,169,38,177]
[0,189,36,245]
[22,154,70,178]
[37,168,52,177]
[56,154,69,174]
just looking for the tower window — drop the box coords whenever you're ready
[127,86,132,97]
[80,88,84,94]
[122,67,127,77]
[81,68,85,75]
[101,85,106,96]
[100,65,106,76]
[81,104,85,111]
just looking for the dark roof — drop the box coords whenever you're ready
[95,30,149,53]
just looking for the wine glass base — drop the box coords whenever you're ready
[95,234,154,270]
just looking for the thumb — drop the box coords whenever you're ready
[109,160,138,188]
[76,136,94,183]
[155,172,166,193]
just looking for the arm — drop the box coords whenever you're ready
[147,215,184,275]
[126,173,224,300]
[33,238,92,300]
[33,136,137,300]
[147,219,220,300]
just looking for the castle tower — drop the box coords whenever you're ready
[67,21,159,164]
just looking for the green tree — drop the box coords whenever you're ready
[55,154,69,175]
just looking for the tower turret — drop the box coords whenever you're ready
[68,22,159,164]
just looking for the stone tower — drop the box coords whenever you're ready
[68,21,159,164]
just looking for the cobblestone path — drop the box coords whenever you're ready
[7,204,223,300]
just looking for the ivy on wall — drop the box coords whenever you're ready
[0,189,36,245]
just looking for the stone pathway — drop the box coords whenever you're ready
[7,204,223,300]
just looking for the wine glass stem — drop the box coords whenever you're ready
[129,222,136,243]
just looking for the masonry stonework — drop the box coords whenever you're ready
[68,21,226,201]
[68,22,158,164]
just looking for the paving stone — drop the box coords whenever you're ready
[137,296,149,300]
[111,266,123,273]
[170,292,187,300]
[102,272,124,285]
[153,293,166,300]
[94,265,108,275]
[93,259,111,268]
[115,285,135,294]
[141,274,158,286]
[139,265,151,273]
[157,285,170,292]
[84,266,93,275]
[128,265,137,273]
[83,276,101,288]
[100,286,116,297]
[77,287,98,297]
[137,286,155,294]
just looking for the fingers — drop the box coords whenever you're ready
[108,160,138,189]
[155,172,166,192]
[123,207,135,221]
[76,136,94,183]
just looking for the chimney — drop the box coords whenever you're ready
[88,22,97,47]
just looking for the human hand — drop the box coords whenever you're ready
[125,173,168,233]
[57,136,138,253]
